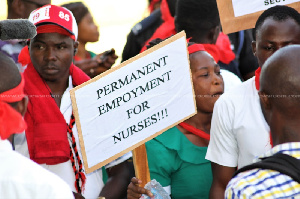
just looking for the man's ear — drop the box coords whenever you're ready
[16,96,28,117]
[209,25,221,44]
[252,41,257,57]
[259,90,271,124]
[259,91,271,110]
[74,41,79,56]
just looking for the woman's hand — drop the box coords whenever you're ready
[95,48,118,69]
[127,177,153,199]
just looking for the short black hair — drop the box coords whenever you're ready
[175,0,220,40]
[0,52,21,93]
[254,5,300,39]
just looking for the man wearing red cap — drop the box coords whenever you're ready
[17,4,131,199]
[0,52,74,198]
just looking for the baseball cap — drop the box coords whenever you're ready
[28,4,78,40]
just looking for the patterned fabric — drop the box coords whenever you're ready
[225,142,300,199]
[67,113,86,193]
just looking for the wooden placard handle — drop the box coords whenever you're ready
[132,144,151,188]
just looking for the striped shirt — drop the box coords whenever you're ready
[225,142,300,199]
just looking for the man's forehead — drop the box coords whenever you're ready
[35,0,51,6]
[260,17,298,31]
[258,17,300,39]
[32,33,73,43]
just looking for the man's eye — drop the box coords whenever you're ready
[36,45,45,50]
[264,46,275,51]
[58,46,66,50]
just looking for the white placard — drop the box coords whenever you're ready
[70,32,196,173]
[232,0,299,17]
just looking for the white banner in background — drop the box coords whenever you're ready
[232,0,299,17]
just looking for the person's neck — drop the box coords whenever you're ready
[184,111,212,134]
[177,111,212,147]
[7,12,19,19]
[76,41,87,59]
[46,75,69,107]
[268,112,300,146]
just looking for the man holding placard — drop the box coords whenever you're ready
[16,4,132,199]
[206,5,300,198]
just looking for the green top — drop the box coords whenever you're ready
[88,51,96,58]
[145,127,212,199]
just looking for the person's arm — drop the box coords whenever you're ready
[127,177,153,199]
[209,162,236,199]
[100,160,133,199]
[205,96,239,198]
[74,49,118,78]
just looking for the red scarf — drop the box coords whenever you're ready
[215,32,236,65]
[24,62,89,165]
[179,122,210,140]
[0,75,27,140]
[255,67,261,90]
[141,0,176,52]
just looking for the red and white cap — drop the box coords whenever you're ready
[28,4,78,40]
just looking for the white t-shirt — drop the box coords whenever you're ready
[206,77,271,168]
[0,139,74,199]
[220,69,242,92]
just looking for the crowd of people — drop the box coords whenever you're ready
[1,0,300,198]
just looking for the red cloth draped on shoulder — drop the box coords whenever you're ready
[23,62,89,165]
[140,0,176,52]
[215,32,235,64]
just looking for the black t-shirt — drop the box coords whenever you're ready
[121,9,163,62]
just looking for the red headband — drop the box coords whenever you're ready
[188,43,205,54]
[202,44,220,63]
[0,75,27,140]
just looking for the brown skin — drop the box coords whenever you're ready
[259,45,300,146]
[209,17,300,199]
[252,18,300,67]
[127,51,224,199]
[74,12,118,78]
[77,13,99,43]
[29,32,131,199]
[7,0,50,19]
[7,97,28,144]
[29,33,77,106]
